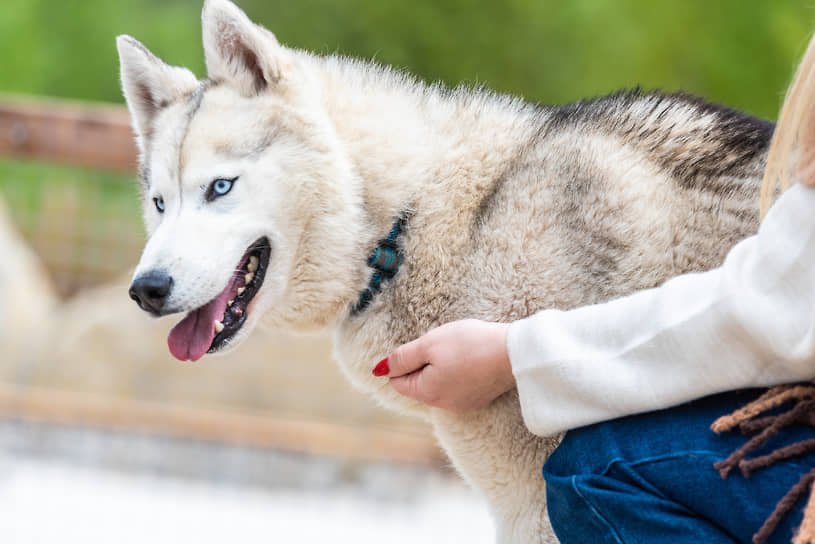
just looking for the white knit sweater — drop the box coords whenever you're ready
[507,183,815,437]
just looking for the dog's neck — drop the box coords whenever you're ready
[309,53,543,237]
[282,53,544,328]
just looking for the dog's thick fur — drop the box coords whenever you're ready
[119,1,772,541]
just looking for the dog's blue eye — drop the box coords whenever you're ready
[153,196,165,213]
[213,179,232,195]
[206,177,237,201]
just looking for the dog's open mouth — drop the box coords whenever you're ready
[167,237,271,362]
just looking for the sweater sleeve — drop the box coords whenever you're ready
[507,183,815,437]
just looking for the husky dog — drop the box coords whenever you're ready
[120,0,771,541]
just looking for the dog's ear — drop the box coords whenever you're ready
[202,0,289,96]
[117,35,199,148]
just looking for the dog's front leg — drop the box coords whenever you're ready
[431,389,561,543]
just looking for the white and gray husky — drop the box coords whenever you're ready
[120,0,770,541]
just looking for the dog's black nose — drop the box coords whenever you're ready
[129,271,173,315]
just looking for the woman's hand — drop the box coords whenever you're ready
[373,319,515,414]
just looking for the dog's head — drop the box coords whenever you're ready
[119,0,362,361]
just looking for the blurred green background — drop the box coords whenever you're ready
[1,0,813,119]
[5,1,813,295]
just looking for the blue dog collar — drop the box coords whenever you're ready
[351,215,408,314]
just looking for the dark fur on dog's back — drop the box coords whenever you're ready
[544,89,774,191]
[469,89,772,309]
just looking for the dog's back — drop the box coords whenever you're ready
[394,90,770,331]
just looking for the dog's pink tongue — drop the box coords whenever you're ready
[167,291,231,362]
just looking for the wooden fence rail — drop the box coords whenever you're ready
[0,96,137,172]
[0,383,443,465]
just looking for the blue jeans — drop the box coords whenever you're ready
[543,389,815,544]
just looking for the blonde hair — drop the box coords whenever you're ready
[760,34,815,218]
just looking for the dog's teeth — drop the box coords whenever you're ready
[214,320,224,333]
[248,256,259,272]
[237,287,245,296]
[244,272,254,284]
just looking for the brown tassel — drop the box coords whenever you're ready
[741,414,785,435]
[712,385,815,434]
[714,399,815,478]
[740,439,815,478]
[714,384,815,544]
[753,468,815,544]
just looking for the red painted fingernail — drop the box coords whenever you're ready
[373,358,389,377]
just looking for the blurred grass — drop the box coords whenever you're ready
[0,158,138,229]
[1,1,814,290]
[0,0,813,119]
[0,158,142,295]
